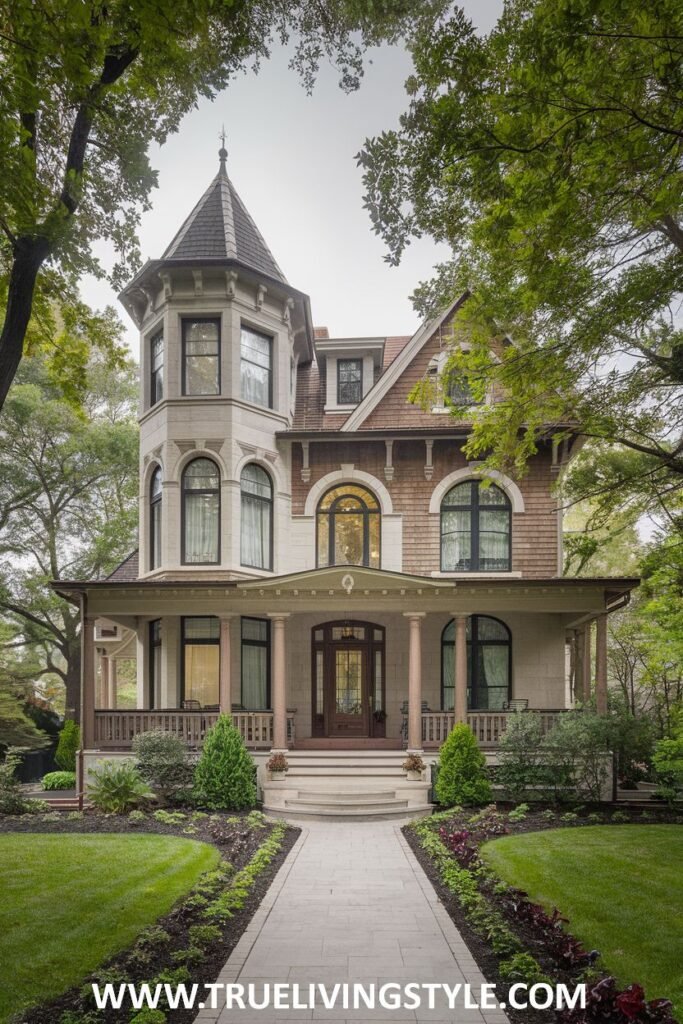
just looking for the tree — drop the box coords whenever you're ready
[0,0,447,408]
[0,352,138,720]
[357,0,683,531]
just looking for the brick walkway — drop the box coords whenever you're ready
[195,821,509,1024]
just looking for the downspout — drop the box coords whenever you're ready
[77,591,87,811]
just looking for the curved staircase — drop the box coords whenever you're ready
[262,750,432,821]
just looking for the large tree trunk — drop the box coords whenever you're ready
[64,645,82,725]
[0,236,50,409]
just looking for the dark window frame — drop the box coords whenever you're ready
[441,615,512,711]
[149,619,161,709]
[181,457,221,566]
[440,480,512,573]
[149,465,162,571]
[240,324,273,409]
[150,329,164,407]
[181,317,221,397]
[337,358,363,405]
[180,616,220,705]
[240,464,273,571]
[240,617,271,709]
[315,485,381,569]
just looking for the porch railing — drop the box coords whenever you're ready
[421,710,563,749]
[93,710,295,750]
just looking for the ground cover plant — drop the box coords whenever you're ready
[405,806,681,1024]
[0,809,297,1024]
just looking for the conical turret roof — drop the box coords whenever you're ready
[161,154,286,283]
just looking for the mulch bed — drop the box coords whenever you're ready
[404,807,682,1024]
[2,809,300,1024]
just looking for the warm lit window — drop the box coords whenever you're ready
[241,618,270,709]
[337,358,362,405]
[440,481,511,572]
[240,464,273,570]
[150,331,164,405]
[182,319,220,395]
[149,620,161,709]
[316,485,380,568]
[241,326,272,408]
[442,616,511,710]
[182,458,220,564]
[149,466,162,570]
[182,617,219,707]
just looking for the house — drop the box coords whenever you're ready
[55,149,638,817]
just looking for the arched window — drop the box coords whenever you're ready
[316,485,380,568]
[440,480,511,572]
[241,464,273,570]
[149,466,162,570]
[182,458,220,564]
[441,616,511,710]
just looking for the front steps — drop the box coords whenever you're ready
[261,750,432,821]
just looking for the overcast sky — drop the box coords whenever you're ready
[81,1,503,357]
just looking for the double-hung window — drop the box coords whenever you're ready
[182,319,220,395]
[337,358,362,405]
[150,330,164,405]
[241,326,272,408]
[241,618,271,709]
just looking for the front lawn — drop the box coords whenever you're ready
[482,826,683,1015]
[0,832,220,1023]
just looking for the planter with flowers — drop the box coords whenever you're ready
[266,753,288,781]
[403,754,426,781]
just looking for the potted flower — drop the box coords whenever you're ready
[266,753,288,781]
[403,754,426,781]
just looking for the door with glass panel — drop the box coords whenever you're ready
[311,622,385,739]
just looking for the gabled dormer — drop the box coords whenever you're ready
[313,330,385,413]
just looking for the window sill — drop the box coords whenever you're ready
[323,404,357,414]
[431,571,522,578]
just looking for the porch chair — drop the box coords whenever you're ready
[181,699,201,710]
[503,698,529,712]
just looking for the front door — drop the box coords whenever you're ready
[328,644,369,737]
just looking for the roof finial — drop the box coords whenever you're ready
[218,125,228,172]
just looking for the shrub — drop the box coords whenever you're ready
[499,952,549,984]
[42,770,77,790]
[544,711,612,802]
[193,715,257,811]
[497,713,549,802]
[652,735,683,804]
[130,1011,167,1024]
[0,748,45,814]
[435,724,492,807]
[55,720,81,772]
[87,760,153,814]
[132,730,194,805]
[508,802,529,822]
[188,923,222,947]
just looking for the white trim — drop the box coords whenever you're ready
[340,292,469,431]
[303,469,394,516]
[430,571,523,579]
[428,466,525,514]
[175,447,227,483]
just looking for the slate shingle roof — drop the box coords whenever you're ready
[162,163,286,283]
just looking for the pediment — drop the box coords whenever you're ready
[238,566,453,595]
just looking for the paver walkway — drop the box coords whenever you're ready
[195,821,509,1024]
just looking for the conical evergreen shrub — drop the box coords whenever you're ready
[193,715,257,810]
[435,722,492,807]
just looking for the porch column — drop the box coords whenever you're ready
[81,615,96,749]
[268,613,290,751]
[454,614,468,725]
[595,612,608,714]
[581,621,593,703]
[573,629,584,705]
[219,615,235,715]
[97,652,107,708]
[404,612,425,752]
[108,659,118,710]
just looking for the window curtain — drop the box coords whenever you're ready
[185,493,219,563]
[241,493,271,568]
[441,510,471,570]
[442,643,454,710]
[184,645,219,705]
[478,510,509,570]
[242,645,268,708]
[478,646,509,709]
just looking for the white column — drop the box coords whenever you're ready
[404,612,425,752]
[81,615,96,749]
[582,621,593,703]
[219,615,235,714]
[268,613,290,751]
[454,614,468,725]
[595,613,608,714]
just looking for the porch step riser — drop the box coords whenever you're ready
[285,799,410,812]
[266,806,432,822]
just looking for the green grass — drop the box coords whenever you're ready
[482,826,683,1014]
[0,832,220,1023]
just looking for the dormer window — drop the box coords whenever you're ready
[182,319,220,396]
[150,330,163,406]
[337,359,363,405]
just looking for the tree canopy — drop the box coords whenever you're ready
[0,351,139,719]
[0,0,447,408]
[358,0,683,534]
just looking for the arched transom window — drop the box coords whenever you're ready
[240,464,273,571]
[316,485,380,568]
[182,457,220,565]
[149,466,162,570]
[440,480,511,572]
[442,616,511,710]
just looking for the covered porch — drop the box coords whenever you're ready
[57,565,637,757]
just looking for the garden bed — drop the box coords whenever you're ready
[1,809,299,1024]
[404,805,682,1024]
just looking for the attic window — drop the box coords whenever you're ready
[337,359,362,405]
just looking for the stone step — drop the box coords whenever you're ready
[267,804,432,822]
[292,790,401,804]
[286,797,410,813]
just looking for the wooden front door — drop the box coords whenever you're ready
[311,621,386,739]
